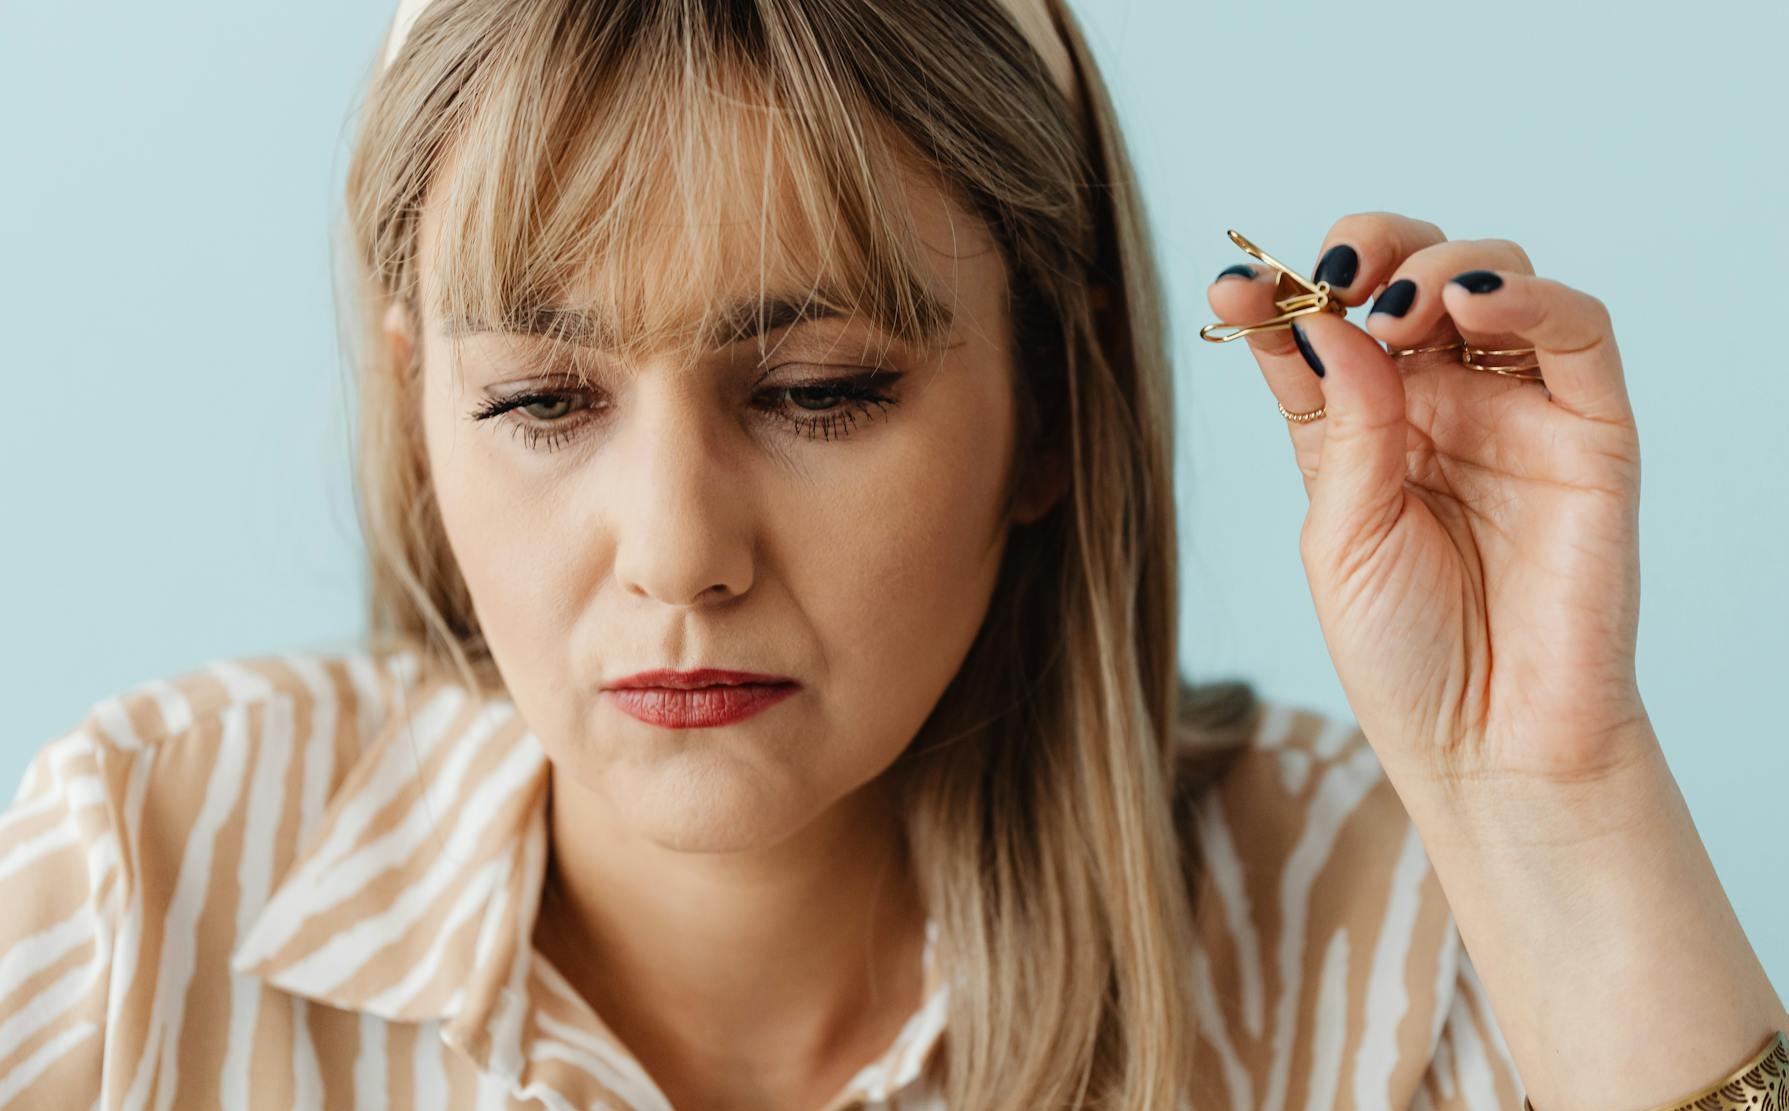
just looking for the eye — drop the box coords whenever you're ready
[467,369,904,453]
[756,375,903,442]
[518,395,578,421]
[468,387,601,453]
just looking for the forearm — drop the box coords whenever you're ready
[1387,721,1787,1110]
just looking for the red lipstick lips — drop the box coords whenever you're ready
[603,669,799,729]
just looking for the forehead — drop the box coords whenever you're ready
[411,91,1009,363]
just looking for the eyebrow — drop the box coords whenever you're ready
[441,291,936,350]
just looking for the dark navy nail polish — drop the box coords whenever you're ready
[1290,322,1324,378]
[1313,244,1359,289]
[1451,270,1503,294]
[1217,264,1258,281]
[1368,278,1417,318]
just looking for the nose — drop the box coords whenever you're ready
[608,381,755,608]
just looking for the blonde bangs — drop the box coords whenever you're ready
[420,2,961,377]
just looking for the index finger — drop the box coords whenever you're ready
[1310,212,1450,308]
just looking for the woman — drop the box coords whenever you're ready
[2,0,1782,1108]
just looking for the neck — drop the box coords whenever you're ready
[533,764,930,1110]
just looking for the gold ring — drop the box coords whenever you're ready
[1384,341,1544,380]
[1278,399,1326,423]
[1388,342,1465,358]
[1462,345,1543,379]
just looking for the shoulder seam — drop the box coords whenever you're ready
[75,649,398,759]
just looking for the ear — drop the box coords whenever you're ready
[1009,281,1110,523]
[382,300,417,371]
[1012,445,1069,525]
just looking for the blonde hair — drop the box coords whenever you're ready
[338,0,1261,1105]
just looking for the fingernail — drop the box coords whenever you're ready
[1313,244,1359,289]
[1368,278,1417,318]
[1290,322,1324,378]
[1451,270,1503,294]
[1216,263,1258,281]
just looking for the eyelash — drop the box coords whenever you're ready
[467,371,904,454]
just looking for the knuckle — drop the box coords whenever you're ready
[1481,237,1534,270]
[1293,450,1322,487]
[1330,210,1433,245]
[1246,330,1298,358]
[1326,211,1395,246]
[1546,278,1613,325]
[1582,293,1614,331]
[1528,291,1561,335]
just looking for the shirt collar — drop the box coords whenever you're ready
[231,652,948,1106]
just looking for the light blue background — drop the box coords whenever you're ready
[3,0,1783,998]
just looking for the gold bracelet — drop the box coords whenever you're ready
[1522,1029,1788,1111]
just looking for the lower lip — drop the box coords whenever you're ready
[605,683,799,728]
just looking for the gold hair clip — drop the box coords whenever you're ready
[1199,230,1348,343]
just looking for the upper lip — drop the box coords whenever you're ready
[604,668,798,691]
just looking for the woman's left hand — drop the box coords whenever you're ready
[1206,212,1651,797]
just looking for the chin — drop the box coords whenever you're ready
[618,763,823,854]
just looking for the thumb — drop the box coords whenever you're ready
[1290,316,1409,554]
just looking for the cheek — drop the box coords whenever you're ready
[781,385,1014,723]
[422,380,583,658]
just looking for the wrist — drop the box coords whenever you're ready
[1383,716,1667,852]
[1382,722,1789,1110]
[1523,1030,1789,1111]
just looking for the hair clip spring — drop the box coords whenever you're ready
[1199,230,1348,343]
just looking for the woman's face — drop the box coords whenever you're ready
[402,156,1053,853]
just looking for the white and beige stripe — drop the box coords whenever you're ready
[1,648,1524,1108]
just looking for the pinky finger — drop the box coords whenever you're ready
[1440,270,1634,425]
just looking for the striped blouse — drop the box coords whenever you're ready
[0,647,1529,1109]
